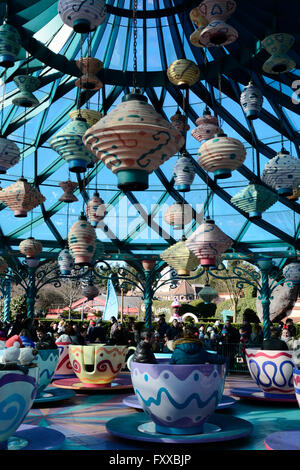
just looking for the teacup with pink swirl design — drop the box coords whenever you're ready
[69,344,127,385]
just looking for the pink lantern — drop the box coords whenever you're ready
[68,212,97,266]
[19,237,43,258]
[191,108,222,143]
[86,192,107,227]
[0,178,45,217]
[185,218,233,267]
[142,260,156,271]
[58,180,78,203]
[198,0,238,47]
[164,203,193,230]
[75,58,103,91]
[197,132,246,179]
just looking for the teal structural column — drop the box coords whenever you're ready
[26,266,37,319]
[257,259,272,340]
[3,269,11,323]
[142,260,156,330]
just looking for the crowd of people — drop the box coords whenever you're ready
[0,312,298,368]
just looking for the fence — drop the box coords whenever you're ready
[216,342,250,374]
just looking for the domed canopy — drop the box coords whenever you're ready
[0,0,298,276]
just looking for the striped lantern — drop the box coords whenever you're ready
[283,262,300,285]
[58,180,78,203]
[0,137,20,174]
[75,58,103,91]
[191,108,222,143]
[167,59,200,88]
[199,284,218,304]
[68,212,97,266]
[261,148,300,197]
[12,75,40,108]
[0,23,21,68]
[0,256,8,273]
[19,237,43,259]
[0,178,45,217]
[58,248,75,275]
[172,153,195,192]
[230,183,278,219]
[185,217,233,267]
[58,0,106,33]
[69,109,103,128]
[197,132,246,179]
[82,281,99,300]
[49,115,94,173]
[262,33,296,74]
[198,0,238,47]
[83,90,184,191]
[240,81,263,120]
[164,203,193,230]
[86,192,107,227]
[160,239,199,277]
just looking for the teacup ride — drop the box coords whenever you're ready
[33,349,75,404]
[107,361,252,444]
[230,349,297,403]
[52,344,132,391]
[264,366,300,450]
[123,352,236,410]
[0,364,65,450]
[53,340,76,380]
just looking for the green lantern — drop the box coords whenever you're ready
[199,284,218,304]
[160,239,199,277]
[230,183,278,219]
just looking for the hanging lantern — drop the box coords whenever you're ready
[58,0,106,33]
[69,109,103,128]
[142,260,156,271]
[261,148,300,197]
[240,81,263,120]
[12,75,40,108]
[160,240,199,277]
[0,137,20,174]
[199,284,218,304]
[170,109,190,137]
[167,59,200,88]
[189,8,209,48]
[262,33,296,74]
[172,153,195,192]
[197,132,246,179]
[0,178,45,217]
[58,180,78,203]
[0,256,8,273]
[164,203,193,230]
[0,23,21,68]
[191,107,222,143]
[86,192,107,227]
[49,114,94,173]
[58,248,75,275]
[82,281,99,300]
[68,212,97,266]
[283,262,300,285]
[198,0,238,47]
[83,90,184,191]
[19,237,43,258]
[185,217,233,267]
[230,183,278,220]
[75,57,103,91]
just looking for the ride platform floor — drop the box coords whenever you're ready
[21,373,300,454]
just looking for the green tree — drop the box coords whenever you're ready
[10,295,27,318]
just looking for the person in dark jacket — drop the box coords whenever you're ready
[110,323,128,345]
[261,327,289,351]
[132,330,157,364]
[35,326,58,350]
[169,325,226,365]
